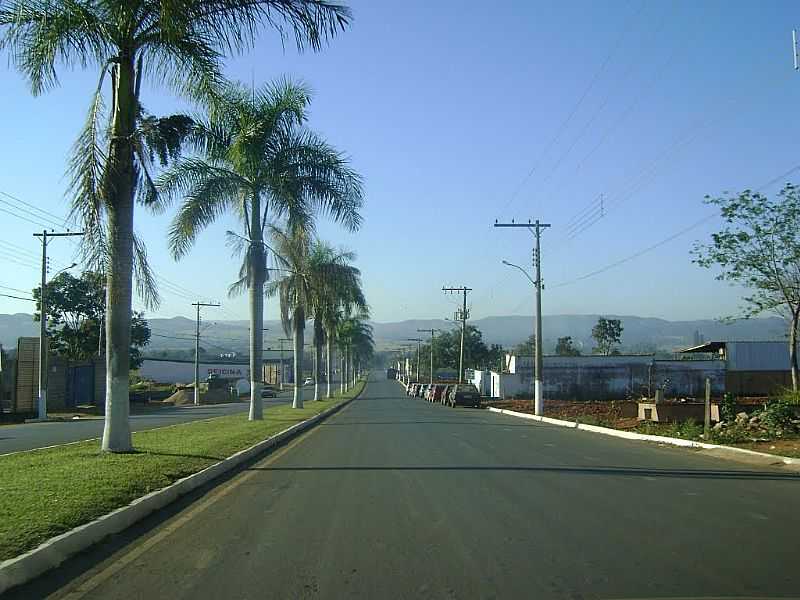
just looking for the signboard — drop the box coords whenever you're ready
[139,359,250,384]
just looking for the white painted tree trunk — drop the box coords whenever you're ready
[326,334,333,398]
[293,307,304,409]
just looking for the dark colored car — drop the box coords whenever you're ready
[428,384,446,403]
[261,386,277,398]
[447,384,481,408]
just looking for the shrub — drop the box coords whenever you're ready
[720,393,737,422]
[760,399,795,434]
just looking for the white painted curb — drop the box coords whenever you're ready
[0,389,364,595]
[487,406,800,467]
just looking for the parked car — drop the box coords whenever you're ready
[261,386,277,398]
[419,384,430,398]
[439,385,453,404]
[407,383,418,397]
[447,384,481,408]
[303,377,314,386]
[428,384,446,403]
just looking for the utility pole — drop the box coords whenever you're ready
[33,230,84,420]
[278,337,292,390]
[407,338,422,381]
[192,301,220,405]
[494,219,550,415]
[442,286,472,383]
[417,328,438,385]
[793,29,799,70]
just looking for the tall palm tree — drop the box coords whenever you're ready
[266,226,313,409]
[307,243,367,401]
[161,79,362,419]
[337,314,372,391]
[0,0,352,452]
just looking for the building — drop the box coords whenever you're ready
[139,352,292,389]
[477,352,724,400]
[680,341,795,396]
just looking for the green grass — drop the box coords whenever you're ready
[0,378,366,561]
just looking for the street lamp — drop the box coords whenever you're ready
[502,258,543,415]
[37,261,77,420]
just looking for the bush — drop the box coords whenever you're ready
[709,422,753,444]
[720,393,737,422]
[760,399,795,434]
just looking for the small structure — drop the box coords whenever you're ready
[680,341,794,396]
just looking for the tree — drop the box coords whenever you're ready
[337,316,373,390]
[1,0,352,452]
[592,318,623,355]
[514,334,535,356]
[162,79,363,418]
[33,271,150,369]
[693,183,800,391]
[555,336,580,356]
[306,244,367,400]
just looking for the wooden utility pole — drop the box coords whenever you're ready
[407,338,423,381]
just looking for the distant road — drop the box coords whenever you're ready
[0,392,298,454]
[15,372,800,599]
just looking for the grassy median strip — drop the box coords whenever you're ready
[0,380,365,561]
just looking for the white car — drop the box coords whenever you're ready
[303,377,314,386]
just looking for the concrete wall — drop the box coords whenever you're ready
[504,353,725,400]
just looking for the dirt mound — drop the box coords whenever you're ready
[165,387,238,406]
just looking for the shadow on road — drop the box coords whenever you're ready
[250,464,800,481]
[322,420,532,426]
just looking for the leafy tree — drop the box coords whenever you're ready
[693,183,800,391]
[33,272,150,369]
[592,317,623,355]
[162,80,362,417]
[514,334,535,356]
[421,326,494,375]
[555,336,581,356]
[1,0,352,452]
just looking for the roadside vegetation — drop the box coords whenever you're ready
[0,378,366,561]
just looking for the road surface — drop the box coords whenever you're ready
[0,390,300,454]
[12,372,800,599]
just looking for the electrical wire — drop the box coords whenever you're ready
[550,162,800,288]
[499,0,647,214]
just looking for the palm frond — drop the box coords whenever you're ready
[133,232,160,309]
[0,0,112,95]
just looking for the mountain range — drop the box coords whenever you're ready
[0,312,788,355]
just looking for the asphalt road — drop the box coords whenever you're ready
[14,372,800,599]
[0,390,299,454]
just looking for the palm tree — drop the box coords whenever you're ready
[337,315,372,391]
[161,79,362,419]
[266,226,314,409]
[306,243,367,401]
[1,0,352,452]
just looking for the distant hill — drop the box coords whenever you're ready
[1,312,787,355]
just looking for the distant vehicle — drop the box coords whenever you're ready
[303,377,314,386]
[407,383,419,397]
[387,367,397,380]
[447,384,481,408]
[439,384,453,404]
[261,386,277,398]
[428,384,446,403]
[419,384,430,398]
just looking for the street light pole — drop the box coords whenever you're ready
[192,301,220,405]
[407,338,422,381]
[417,328,438,384]
[442,287,472,384]
[496,219,551,415]
[33,230,83,420]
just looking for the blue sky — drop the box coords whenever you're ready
[1,0,799,324]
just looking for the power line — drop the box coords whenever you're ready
[0,284,31,294]
[551,163,800,288]
[0,190,72,226]
[500,0,646,213]
[0,292,34,302]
